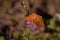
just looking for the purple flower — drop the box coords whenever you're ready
[26,21,31,25]
[26,21,38,30]
[32,24,38,30]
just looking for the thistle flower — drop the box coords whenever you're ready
[26,21,38,30]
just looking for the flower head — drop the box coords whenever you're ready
[26,21,38,30]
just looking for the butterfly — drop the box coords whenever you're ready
[26,13,45,28]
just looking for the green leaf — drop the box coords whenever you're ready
[34,36,41,40]
[0,36,5,40]
[48,18,56,29]
[13,31,20,39]
[58,33,60,38]
[43,33,50,39]
[22,27,32,40]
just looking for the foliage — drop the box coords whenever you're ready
[0,36,5,40]
[13,31,20,40]
[47,18,56,29]
[22,26,32,40]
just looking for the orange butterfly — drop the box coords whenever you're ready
[26,13,45,28]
